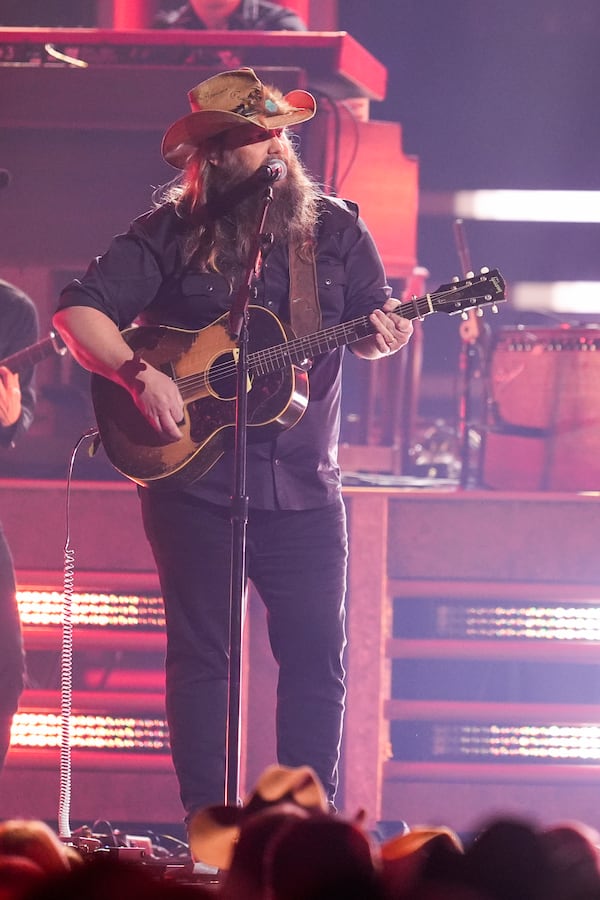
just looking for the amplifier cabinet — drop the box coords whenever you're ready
[483,325,600,491]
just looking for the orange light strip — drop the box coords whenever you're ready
[17,590,165,629]
[11,712,169,752]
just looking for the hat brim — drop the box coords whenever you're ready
[381,827,464,862]
[161,90,316,169]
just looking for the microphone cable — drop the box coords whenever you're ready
[310,89,364,197]
[57,426,100,840]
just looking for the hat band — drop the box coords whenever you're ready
[229,96,280,119]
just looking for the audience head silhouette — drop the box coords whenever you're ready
[1,771,600,900]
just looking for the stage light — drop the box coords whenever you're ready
[510,281,600,314]
[434,723,600,761]
[438,603,600,642]
[420,189,600,223]
[17,590,165,630]
[11,712,170,752]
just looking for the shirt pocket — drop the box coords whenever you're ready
[316,260,347,323]
[178,272,230,325]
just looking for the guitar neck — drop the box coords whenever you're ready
[251,294,437,374]
[173,270,504,396]
[0,332,62,373]
[251,269,505,373]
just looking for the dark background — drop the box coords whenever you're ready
[340,0,600,276]
[339,0,600,420]
[5,0,599,282]
[0,0,95,25]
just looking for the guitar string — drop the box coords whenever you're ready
[173,313,378,398]
[173,313,372,397]
[173,291,494,397]
[172,282,500,398]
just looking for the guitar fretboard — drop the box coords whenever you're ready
[250,292,444,375]
[252,316,373,374]
[0,332,64,373]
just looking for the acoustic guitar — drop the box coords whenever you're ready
[91,269,506,488]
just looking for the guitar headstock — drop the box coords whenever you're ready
[433,268,506,317]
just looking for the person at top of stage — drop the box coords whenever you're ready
[53,66,413,834]
[154,0,307,31]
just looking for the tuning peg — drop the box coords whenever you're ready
[480,266,490,274]
[461,311,469,320]
[491,304,499,313]
[465,270,474,279]
[476,308,484,317]
[451,275,460,283]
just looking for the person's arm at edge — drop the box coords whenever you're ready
[0,292,38,447]
[52,306,184,441]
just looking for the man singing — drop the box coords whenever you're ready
[53,67,413,826]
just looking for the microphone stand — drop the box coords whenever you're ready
[225,183,274,807]
[453,219,491,489]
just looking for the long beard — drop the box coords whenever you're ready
[201,152,321,276]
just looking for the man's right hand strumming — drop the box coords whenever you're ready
[119,359,184,442]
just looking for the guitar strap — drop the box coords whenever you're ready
[288,242,321,337]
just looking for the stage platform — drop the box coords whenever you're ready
[2,477,600,834]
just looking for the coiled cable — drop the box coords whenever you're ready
[57,427,99,839]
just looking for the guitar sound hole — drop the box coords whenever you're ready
[207,351,239,401]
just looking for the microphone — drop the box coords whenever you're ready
[214,158,288,212]
[245,158,287,188]
[263,158,288,183]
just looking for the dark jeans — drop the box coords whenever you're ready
[0,522,25,770]
[139,491,348,815]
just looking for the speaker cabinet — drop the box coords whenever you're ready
[483,326,600,491]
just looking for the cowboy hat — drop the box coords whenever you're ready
[380,826,464,896]
[161,67,316,169]
[381,826,464,862]
[187,764,329,869]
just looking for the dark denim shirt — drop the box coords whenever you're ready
[57,196,390,509]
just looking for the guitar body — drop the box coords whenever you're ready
[91,306,309,488]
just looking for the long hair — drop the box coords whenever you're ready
[160,132,322,289]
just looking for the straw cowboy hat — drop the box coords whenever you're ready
[187,764,329,869]
[161,66,316,169]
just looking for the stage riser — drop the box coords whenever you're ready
[2,481,600,833]
[0,768,182,825]
[383,781,600,834]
